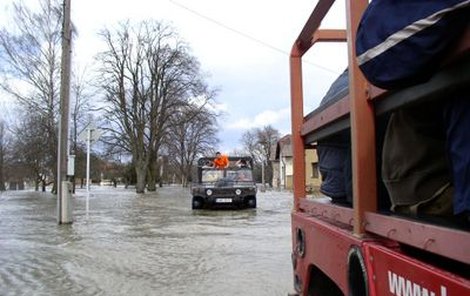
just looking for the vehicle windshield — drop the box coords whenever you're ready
[201,170,224,183]
[200,169,253,183]
[226,169,253,182]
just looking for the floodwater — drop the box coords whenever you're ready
[0,186,294,296]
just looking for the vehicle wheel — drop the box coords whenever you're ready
[348,247,368,296]
[192,197,203,210]
[247,197,257,208]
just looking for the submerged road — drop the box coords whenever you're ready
[0,186,293,295]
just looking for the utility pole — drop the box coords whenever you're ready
[261,160,266,192]
[86,126,93,214]
[57,0,72,224]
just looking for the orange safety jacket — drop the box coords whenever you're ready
[214,155,229,168]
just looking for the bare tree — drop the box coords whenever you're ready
[241,129,263,163]
[165,104,219,187]
[256,125,279,164]
[0,119,8,191]
[0,0,64,193]
[11,113,52,191]
[97,20,212,193]
[240,125,280,185]
[256,125,280,186]
[69,68,94,190]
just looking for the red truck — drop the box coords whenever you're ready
[289,1,469,295]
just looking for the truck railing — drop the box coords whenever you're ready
[290,0,470,265]
[291,0,374,233]
[301,49,470,144]
[298,199,470,263]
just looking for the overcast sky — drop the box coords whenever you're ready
[2,0,348,153]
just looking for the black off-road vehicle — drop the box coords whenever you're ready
[191,156,257,210]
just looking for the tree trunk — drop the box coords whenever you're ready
[135,161,147,193]
[51,181,57,194]
[0,159,4,191]
[147,174,156,191]
[183,166,192,187]
[147,158,156,192]
[71,176,76,193]
[0,176,5,191]
[267,161,274,187]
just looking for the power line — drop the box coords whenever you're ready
[169,0,341,75]
[170,0,287,55]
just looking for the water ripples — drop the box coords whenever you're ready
[0,187,293,295]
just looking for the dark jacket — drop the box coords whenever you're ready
[317,70,352,203]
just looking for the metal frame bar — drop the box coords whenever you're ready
[299,53,470,143]
[301,95,350,137]
[365,212,470,264]
[291,0,373,232]
[298,199,470,264]
[290,0,346,211]
[302,30,470,137]
[299,199,354,227]
[303,117,350,144]
[345,0,375,234]
[290,47,305,211]
[290,0,469,267]
[295,0,337,54]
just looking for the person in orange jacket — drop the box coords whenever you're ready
[213,152,229,169]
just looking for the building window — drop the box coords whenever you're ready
[311,162,319,178]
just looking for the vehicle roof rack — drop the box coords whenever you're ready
[197,156,253,167]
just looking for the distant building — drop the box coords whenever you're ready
[273,135,321,192]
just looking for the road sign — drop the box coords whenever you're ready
[78,126,102,143]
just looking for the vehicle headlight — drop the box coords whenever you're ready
[206,189,213,196]
[235,189,242,195]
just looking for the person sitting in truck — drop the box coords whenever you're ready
[381,101,453,218]
[213,152,229,169]
[236,170,251,182]
[382,86,469,230]
[444,88,470,228]
[202,161,214,168]
[235,159,249,168]
[316,70,353,206]
[356,0,470,227]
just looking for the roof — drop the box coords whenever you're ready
[275,135,293,160]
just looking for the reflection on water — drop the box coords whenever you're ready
[0,187,293,296]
